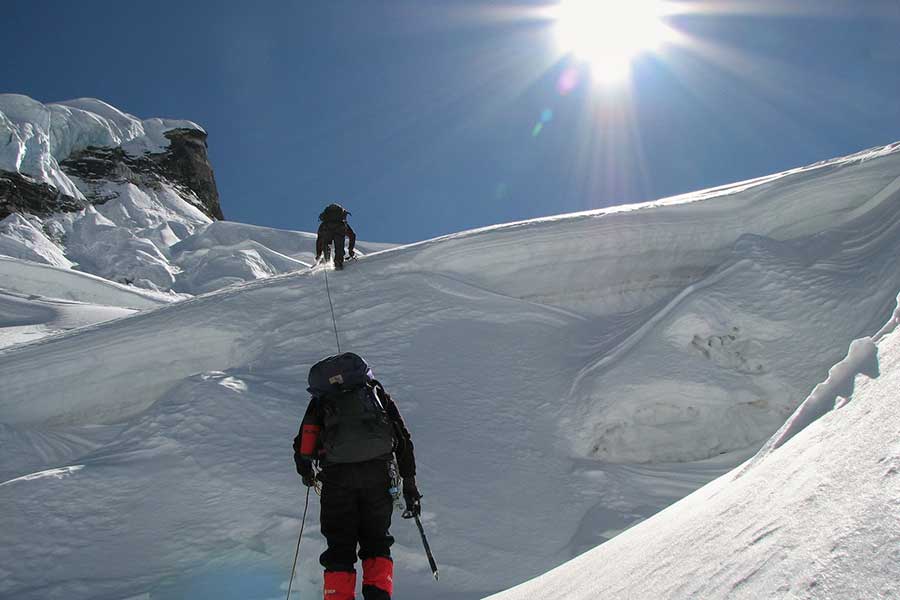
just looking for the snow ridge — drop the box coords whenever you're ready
[740,291,900,474]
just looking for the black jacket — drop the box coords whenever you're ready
[293,380,416,479]
[315,221,357,257]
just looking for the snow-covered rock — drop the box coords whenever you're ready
[0,96,397,297]
[0,94,223,292]
[0,94,205,200]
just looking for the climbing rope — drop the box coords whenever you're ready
[284,260,341,597]
[323,265,342,354]
[295,254,439,587]
[285,485,312,600]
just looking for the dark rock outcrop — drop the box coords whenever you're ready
[57,147,143,193]
[0,171,86,220]
[161,129,224,221]
[1,127,223,222]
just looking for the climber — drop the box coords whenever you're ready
[293,352,421,600]
[316,203,357,270]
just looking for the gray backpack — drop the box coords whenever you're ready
[309,353,395,464]
[319,203,349,224]
[318,385,395,463]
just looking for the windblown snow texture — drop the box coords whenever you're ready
[1,133,899,599]
[488,294,900,600]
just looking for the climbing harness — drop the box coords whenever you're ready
[388,459,405,513]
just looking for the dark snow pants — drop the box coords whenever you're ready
[319,460,394,599]
[316,223,348,269]
[321,233,346,267]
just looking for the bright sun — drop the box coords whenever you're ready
[554,0,674,83]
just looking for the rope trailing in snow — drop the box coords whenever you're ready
[285,485,312,600]
[323,266,342,354]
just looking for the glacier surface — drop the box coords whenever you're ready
[1,139,899,599]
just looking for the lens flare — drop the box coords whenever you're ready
[556,66,581,95]
[553,0,676,83]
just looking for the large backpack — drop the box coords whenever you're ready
[319,203,349,224]
[308,353,395,464]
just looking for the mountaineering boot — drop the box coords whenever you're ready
[324,570,356,600]
[362,557,393,599]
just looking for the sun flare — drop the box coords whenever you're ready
[554,0,675,83]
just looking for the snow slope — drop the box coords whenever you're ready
[0,255,176,350]
[169,220,394,294]
[488,297,900,600]
[0,255,175,308]
[1,143,899,600]
[0,205,391,296]
[0,290,136,350]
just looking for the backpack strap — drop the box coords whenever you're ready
[371,379,409,453]
[369,380,387,412]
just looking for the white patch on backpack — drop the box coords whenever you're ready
[328,374,344,385]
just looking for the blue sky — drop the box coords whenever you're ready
[3,1,899,243]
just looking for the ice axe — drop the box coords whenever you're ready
[403,504,439,581]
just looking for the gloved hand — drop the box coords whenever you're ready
[296,458,316,487]
[402,477,422,518]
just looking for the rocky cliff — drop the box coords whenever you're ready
[55,128,223,221]
[0,171,86,218]
[0,94,223,222]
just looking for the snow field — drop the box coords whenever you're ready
[1,139,899,599]
[0,290,136,350]
[0,254,178,349]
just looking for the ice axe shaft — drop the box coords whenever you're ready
[412,514,439,581]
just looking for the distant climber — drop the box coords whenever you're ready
[316,203,357,270]
[293,352,421,600]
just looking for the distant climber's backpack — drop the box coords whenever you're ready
[308,353,395,464]
[319,203,349,224]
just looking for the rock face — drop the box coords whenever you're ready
[161,129,224,221]
[0,171,86,218]
[54,128,224,221]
